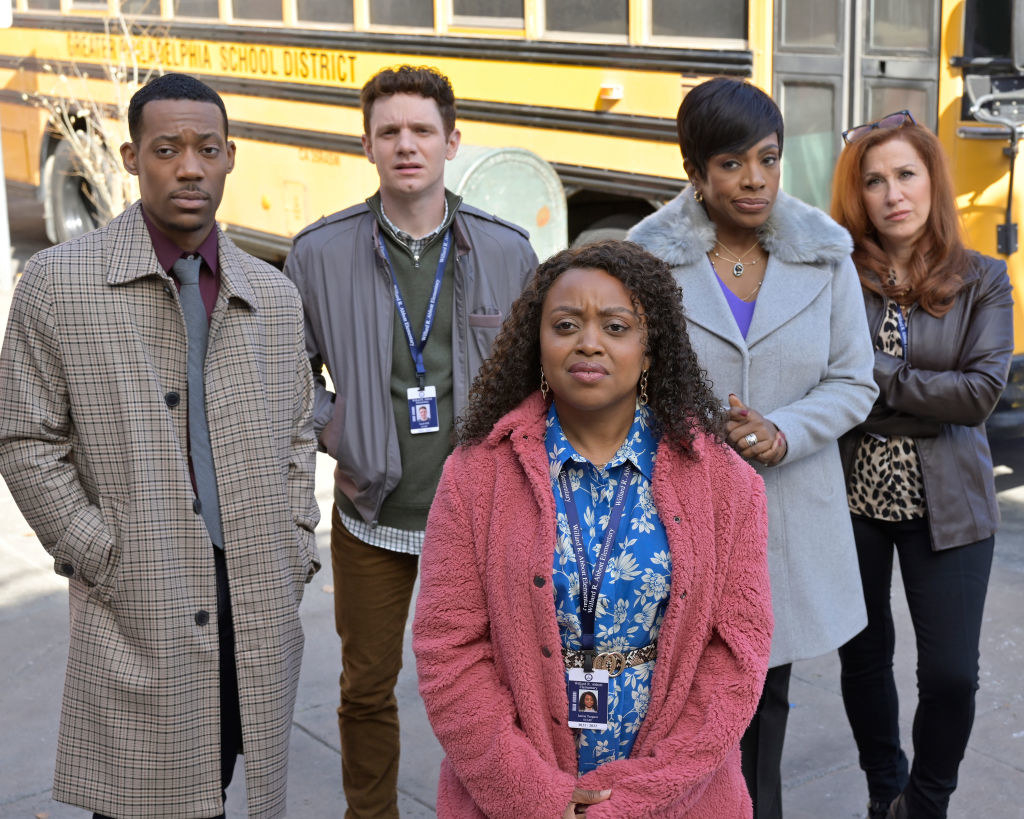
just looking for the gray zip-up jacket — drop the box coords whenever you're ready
[284,196,537,525]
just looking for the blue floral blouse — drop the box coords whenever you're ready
[546,403,672,775]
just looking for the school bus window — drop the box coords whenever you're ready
[869,86,928,125]
[964,0,1011,60]
[174,0,219,18]
[779,0,840,49]
[24,0,59,9]
[778,81,836,210]
[868,0,937,52]
[298,0,354,24]
[653,0,746,40]
[546,0,626,37]
[70,0,107,9]
[453,0,524,27]
[370,0,434,29]
[120,0,162,16]
[234,0,284,21]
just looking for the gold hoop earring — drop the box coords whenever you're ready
[540,367,549,399]
[638,370,649,406]
[693,188,703,204]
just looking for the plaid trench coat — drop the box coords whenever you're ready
[0,202,320,818]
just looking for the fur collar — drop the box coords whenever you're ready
[627,188,852,269]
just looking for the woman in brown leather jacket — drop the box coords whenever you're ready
[830,114,1014,819]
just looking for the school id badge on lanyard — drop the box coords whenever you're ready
[558,462,635,731]
[380,230,451,435]
[567,669,610,730]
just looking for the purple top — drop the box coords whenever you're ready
[715,271,757,338]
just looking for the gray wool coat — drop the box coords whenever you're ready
[629,188,878,667]
[0,203,321,817]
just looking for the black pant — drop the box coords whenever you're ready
[741,662,792,819]
[95,547,242,819]
[838,516,993,819]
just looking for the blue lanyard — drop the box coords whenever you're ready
[894,304,909,361]
[556,462,635,664]
[379,230,451,388]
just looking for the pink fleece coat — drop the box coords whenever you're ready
[412,394,772,818]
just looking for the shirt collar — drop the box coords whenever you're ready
[544,403,657,480]
[141,206,219,276]
[378,197,449,247]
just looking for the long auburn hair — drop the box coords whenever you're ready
[830,122,967,317]
[457,241,724,451]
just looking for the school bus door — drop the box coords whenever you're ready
[772,0,940,210]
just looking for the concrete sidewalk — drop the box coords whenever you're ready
[0,190,1021,817]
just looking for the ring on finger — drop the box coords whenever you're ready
[743,432,758,448]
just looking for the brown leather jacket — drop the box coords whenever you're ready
[840,250,1014,550]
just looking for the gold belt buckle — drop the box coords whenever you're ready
[595,651,627,678]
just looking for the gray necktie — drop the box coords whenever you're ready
[173,255,224,549]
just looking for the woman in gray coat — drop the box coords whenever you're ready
[628,78,877,819]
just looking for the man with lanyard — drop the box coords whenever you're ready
[284,65,537,817]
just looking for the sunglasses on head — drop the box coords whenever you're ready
[841,110,916,145]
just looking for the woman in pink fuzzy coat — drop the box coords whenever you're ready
[412,241,773,818]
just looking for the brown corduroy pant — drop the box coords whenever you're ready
[331,506,419,819]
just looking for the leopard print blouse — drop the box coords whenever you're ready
[846,300,927,521]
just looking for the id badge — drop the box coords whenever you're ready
[567,668,609,730]
[408,386,440,434]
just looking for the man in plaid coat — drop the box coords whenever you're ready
[0,74,320,818]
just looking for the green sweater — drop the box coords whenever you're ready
[336,193,458,532]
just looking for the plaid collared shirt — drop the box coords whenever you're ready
[337,506,424,554]
[379,199,449,261]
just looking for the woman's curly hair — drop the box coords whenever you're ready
[458,240,724,450]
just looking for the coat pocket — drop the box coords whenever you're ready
[319,393,346,460]
[468,310,504,358]
[55,495,127,600]
[292,525,321,605]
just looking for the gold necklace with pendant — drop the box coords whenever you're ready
[712,239,763,277]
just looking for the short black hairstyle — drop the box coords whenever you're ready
[127,73,229,143]
[676,78,784,178]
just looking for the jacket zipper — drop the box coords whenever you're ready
[373,238,395,527]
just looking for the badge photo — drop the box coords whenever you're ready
[567,667,610,730]
[408,385,440,434]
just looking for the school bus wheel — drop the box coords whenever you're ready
[42,136,105,245]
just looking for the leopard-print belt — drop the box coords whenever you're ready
[561,642,658,678]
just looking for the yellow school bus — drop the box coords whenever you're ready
[0,0,759,258]
[0,0,1021,430]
